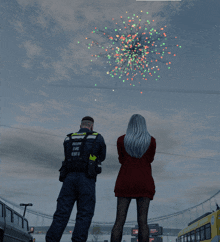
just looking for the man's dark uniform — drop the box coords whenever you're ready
[46,120,106,242]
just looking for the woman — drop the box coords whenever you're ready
[111,114,156,242]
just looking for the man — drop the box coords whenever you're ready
[46,116,106,242]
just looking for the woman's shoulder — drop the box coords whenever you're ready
[117,134,125,145]
[117,134,125,140]
[148,136,156,151]
[151,136,156,145]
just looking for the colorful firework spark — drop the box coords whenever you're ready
[79,11,182,85]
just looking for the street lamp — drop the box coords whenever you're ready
[20,203,33,217]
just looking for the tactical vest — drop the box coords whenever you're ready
[63,132,99,172]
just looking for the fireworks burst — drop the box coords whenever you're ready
[79,11,182,85]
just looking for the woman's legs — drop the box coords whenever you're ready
[111,197,132,242]
[136,197,151,242]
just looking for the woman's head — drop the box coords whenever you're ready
[124,114,151,158]
[126,114,147,135]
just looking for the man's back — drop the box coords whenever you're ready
[63,128,106,174]
[46,117,106,242]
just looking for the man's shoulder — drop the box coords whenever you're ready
[92,132,106,144]
[64,131,102,138]
[66,132,73,136]
[64,131,104,140]
[93,131,104,140]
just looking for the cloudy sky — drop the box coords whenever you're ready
[1,0,220,225]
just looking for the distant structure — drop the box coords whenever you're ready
[0,190,219,231]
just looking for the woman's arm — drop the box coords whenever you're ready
[117,136,125,164]
[148,137,156,163]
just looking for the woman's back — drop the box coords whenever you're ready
[111,114,156,242]
[114,134,156,200]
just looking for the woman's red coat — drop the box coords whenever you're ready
[114,135,156,200]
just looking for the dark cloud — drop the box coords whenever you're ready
[0,126,120,173]
[48,83,220,95]
[0,128,63,170]
[0,118,180,174]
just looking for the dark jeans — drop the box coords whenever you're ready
[111,197,150,242]
[45,172,96,242]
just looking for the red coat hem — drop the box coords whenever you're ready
[114,193,154,200]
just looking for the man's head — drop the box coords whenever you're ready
[80,116,94,131]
